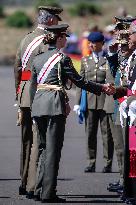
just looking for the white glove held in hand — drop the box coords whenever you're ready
[73,105,80,115]
[131,80,136,94]
[128,100,136,127]
[119,99,128,127]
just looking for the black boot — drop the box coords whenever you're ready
[102,166,112,173]
[19,186,27,195]
[26,191,34,199]
[84,165,95,173]
[41,196,66,203]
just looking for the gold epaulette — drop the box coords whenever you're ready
[82,56,88,61]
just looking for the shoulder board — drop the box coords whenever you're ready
[82,56,88,61]
[82,56,86,60]
[60,52,67,60]
[83,55,93,61]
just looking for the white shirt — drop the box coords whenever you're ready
[92,51,104,63]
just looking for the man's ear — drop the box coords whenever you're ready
[58,36,62,41]
[48,17,53,25]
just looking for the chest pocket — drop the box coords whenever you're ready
[87,62,107,83]
[97,68,106,83]
[99,63,107,71]
[98,57,108,70]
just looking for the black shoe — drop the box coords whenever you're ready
[102,167,112,173]
[26,191,34,199]
[107,182,121,190]
[84,166,95,173]
[108,184,123,192]
[33,195,41,201]
[41,196,66,203]
[125,198,136,205]
[19,186,27,195]
[117,188,124,195]
[120,194,126,202]
[109,181,120,187]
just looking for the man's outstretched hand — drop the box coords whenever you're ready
[102,84,116,95]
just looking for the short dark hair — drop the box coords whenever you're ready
[43,32,65,45]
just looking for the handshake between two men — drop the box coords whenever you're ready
[73,83,117,117]
[102,83,116,95]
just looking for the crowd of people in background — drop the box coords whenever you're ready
[63,7,133,58]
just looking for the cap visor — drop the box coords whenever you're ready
[55,15,62,21]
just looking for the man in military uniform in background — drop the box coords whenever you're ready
[103,41,126,192]
[108,20,136,204]
[14,6,63,196]
[106,16,135,193]
[74,32,114,173]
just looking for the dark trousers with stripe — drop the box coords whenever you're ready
[20,107,33,188]
[34,115,66,199]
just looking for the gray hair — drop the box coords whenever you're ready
[38,10,55,25]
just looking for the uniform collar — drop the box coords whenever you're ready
[48,45,58,50]
[92,51,104,63]
[93,51,104,57]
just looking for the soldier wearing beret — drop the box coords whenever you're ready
[74,31,114,173]
[14,6,63,197]
[30,24,112,202]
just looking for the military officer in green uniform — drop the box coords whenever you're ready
[103,52,124,190]
[107,20,136,202]
[30,24,112,202]
[14,6,63,196]
[106,18,135,192]
[74,32,114,173]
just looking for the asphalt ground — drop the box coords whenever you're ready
[0,66,125,205]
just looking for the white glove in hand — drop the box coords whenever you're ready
[128,100,136,127]
[131,80,136,94]
[119,99,128,127]
[73,105,80,115]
